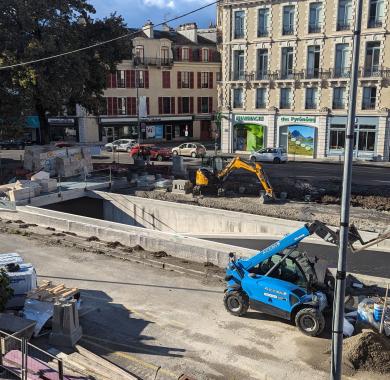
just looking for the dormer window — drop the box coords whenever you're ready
[182,47,189,61]
[202,48,209,62]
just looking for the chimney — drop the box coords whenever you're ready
[143,20,154,38]
[177,23,198,43]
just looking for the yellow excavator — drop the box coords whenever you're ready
[193,156,275,201]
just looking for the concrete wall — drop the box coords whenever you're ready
[91,191,390,252]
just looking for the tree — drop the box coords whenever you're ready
[0,269,13,312]
[0,1,132,143]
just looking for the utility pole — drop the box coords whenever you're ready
[136,68,141,146]
[330,0,363,378]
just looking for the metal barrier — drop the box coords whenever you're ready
[0,330,64,380]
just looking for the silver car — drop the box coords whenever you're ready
[249,147,288,164]
[105,139,137,152]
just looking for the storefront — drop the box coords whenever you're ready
[233,114,269,151]
[327,116,379,159]
[47,118,79,142]
[277,115,318,158]
[99,116,194,143]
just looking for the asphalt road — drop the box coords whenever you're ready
[206,238,390,278]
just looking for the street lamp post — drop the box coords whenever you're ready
[330,0,363,378]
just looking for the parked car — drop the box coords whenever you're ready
[129,144,153,157]
[172,143,206,158]
[105,139,136,152]
[149,146,172,161]
[0,139,30,150]
[249,147,288,164]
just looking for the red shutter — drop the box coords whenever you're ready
[197,97,202,113]
[107,98,113,115]
[171,97,175,114]
[158,97,163,114]
[177,71,182,89]
[190,97,194,114]
[197,72,201,89]
[130,70,136,88]
[112,97,118,115]
[162,72,171,88]
[177,48,182,61]
[112,72,117,88]
[208,97,213,113]
[178,97,182,114]
[125,70,131,88]
[189,48,193,61]
[132,97,137,115]
[144,70,149,88]
[127,97,132,115]
[190,72,194,89]
[209,72,214,89]
[146,97,150,115]
[106,74,111,88]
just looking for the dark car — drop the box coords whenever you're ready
[0,139,30,150]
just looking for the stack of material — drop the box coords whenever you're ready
[24,145,93,178]
[8,180,41,201]
[31,171,57,193]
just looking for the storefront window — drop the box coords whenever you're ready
[234,124,265,151]
[279,125,315,157]
[358,125,376,151]
[50,126,78,142]
[329,124,345,150]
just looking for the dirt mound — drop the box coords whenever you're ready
[343,330,390,374]
[321,194,390,212]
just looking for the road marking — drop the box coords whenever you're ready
[82,337,179,379]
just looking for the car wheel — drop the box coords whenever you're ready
[173,150,178,156]
[191,152,197,158]
[295,308,325,337]
[250,156,256,163]
[157,155,163,162]
[223,290,249,317]
[273,157,281,164]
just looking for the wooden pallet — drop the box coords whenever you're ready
[27,280,79,302]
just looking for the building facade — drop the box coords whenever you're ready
[217,0,390,160]
[99,22,221,144]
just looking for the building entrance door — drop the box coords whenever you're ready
[166,125,173,141]
[200,121,211,140]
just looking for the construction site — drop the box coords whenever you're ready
[0,144,389,380]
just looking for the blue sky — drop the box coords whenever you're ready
[89,0,217,29]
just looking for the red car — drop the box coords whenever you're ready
[130,145,172,161]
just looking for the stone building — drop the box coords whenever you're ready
[217,0,390,160]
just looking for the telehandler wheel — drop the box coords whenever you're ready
[224,291,249,317]
[295,308,325,337]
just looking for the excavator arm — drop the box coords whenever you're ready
[216,157,274,199]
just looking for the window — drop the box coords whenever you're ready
[334,44,350,77]
[330,125,346,150]
[117,97,127,115]
[233,88,243,108]
[362,87,376,109]
[368,0,384,28]
[281,47,294,79]
[258,8,269,37]
[233,50,245,80]
[280,88,291,108]
[182,47,189,61]
[357,125,376,151]
[305,88,318,109]
[307,45,320,78]
[202,49,209,62]
[182,97,190,113]
[135,46,144,63]
[162,71,170,89]
[137,70,145,88]
[333,87,346,109]
[309,3,322,33]
[337,0,352,30]
[201,72,209,88]
[282,6,295,35]
[234,10,245,39]
[116,70,125,88]
[257,49,268,80]
[163,97,172,114]
[182,72,190,88]
[364,42,380,76]
[256,88,266,108]
[161,47,170,64]
[201,97,209,113]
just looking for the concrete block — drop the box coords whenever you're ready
[172,180,192,194]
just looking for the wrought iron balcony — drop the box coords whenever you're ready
[308,24,322,33]
[257,30,269,37]
[337,22,351,31]
[277,71,304,80]
[332,100,346,109]
[360,66,390,78]
[305,102,318,110]
[231,71,256,81]
[280,101,291,109]
[133,57,173,67]
[362,102,376,110]
[368,18,383,28]
[282,27,294,35]
[331,68,351,79]
[256,102,266,109]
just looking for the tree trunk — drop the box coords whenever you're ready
[36,106,50,145]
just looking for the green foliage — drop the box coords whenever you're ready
[0,0,132,143]
[0,269,13,311]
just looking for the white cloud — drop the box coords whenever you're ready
[143,0,175,8]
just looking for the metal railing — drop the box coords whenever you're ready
[360,66,390,78]
[279,102,292,109]
[257,30,269,37]
[368,18,383,28]
[256,102,267,109]
[332,100,346,109]
[361,102,376,110]
[278,71,304,80]
[282,27,295,35]
[337,22,351,31]
[133,57,173,67]
[308,24,322,33]
[305,102,318,110]
[331,68,351,78]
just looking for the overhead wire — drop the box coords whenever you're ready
[0,0,220,71]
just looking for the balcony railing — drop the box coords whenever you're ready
[256,102,266,109]
[337,22,351,31]
[305,102,318,110]
[362,102,376,110]
[332,68,351,78]
[257,30,269,37]
[256,71,278,80]
[278,71,304,80]
[282,27,295,35]
[133,57,173,67]
[360,66,390,78]
[368,18,383,28]
[308,24,322,33]
[332,100,345,109]
[231,71,256,81]
[117,79,126,88]
[280,102,291,109]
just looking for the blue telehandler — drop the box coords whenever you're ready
[224,220,387,336]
